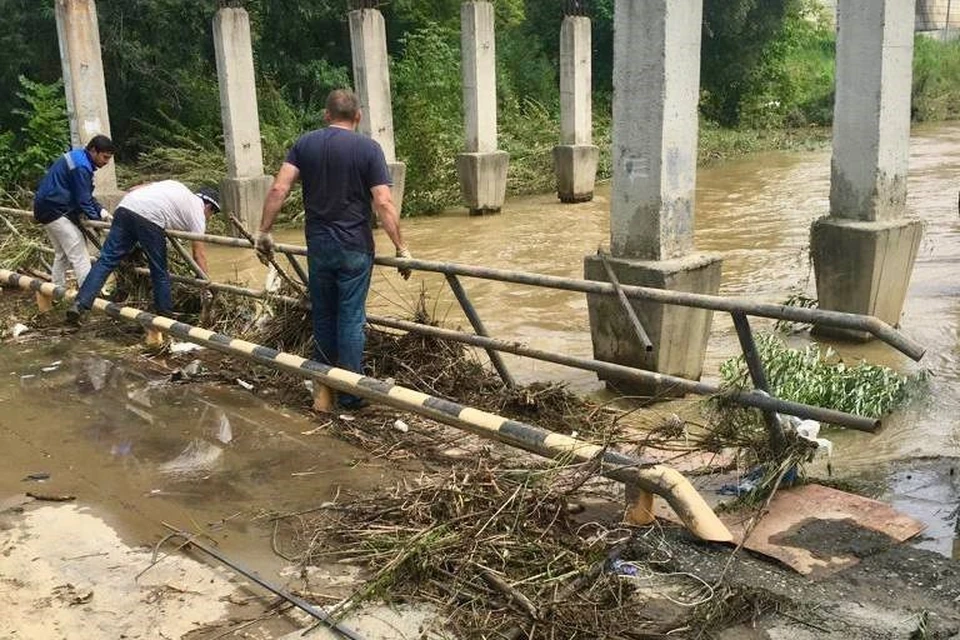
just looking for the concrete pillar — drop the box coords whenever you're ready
[54,0,121,208]
[456,1,509,215]
[811,0,923,339]
[349,8,405,214]
[553,15,598,203]
[213,8,272,233]
[584,0,722,397]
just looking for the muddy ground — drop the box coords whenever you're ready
[1,286,959,639]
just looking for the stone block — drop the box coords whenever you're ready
[811,216,924,340]
[456,151,509,215]
[220,175,273,234]
[584,251,723,398]
[553,144,599,203]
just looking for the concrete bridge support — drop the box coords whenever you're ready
[213,8,272,233]
[55,0,122,209]
[349,7,405,214]
[457,1,509,215]
[584,0,722,397]
[554,14,599,203]
[811,0,923,339]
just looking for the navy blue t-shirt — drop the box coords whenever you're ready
[286,127,392,254]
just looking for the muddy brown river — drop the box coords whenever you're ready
[1,122,958,617]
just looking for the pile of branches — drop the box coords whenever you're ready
[276,458,693,639]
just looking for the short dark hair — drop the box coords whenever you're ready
[86,135,116,154]
[325,89,360,122]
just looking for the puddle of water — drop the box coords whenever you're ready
[884,461,960,559]
[0,336,401,578]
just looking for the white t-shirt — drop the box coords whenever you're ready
[118,180,205,233]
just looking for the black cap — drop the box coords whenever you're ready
[196,187,221,212]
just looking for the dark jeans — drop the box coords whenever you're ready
[307,234,373,405]
[75,207,172,313]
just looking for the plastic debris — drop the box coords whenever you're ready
[393,419,410,433]
[236,378,254,391]
[11,323,29,338]
[608,559,639,577]
[41,366,58,373]
[170,341,203,354]
[21,472,50,482]
[795,419,833,458]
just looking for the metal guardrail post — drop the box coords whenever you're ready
[731,312,788,451]
[597,248,653,352]
[445,273,516,388]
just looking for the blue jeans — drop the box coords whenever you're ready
[75,207,173,313]
[307,234,373,404]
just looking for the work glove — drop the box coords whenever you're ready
[396,246,413,281]
[254,231,275,265]
[100,209,113,223]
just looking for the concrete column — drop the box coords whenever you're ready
[55,0,121,208]
[553,15,598,203]
[584,0,722,397]
[213,8,272,232]
[349,8,405,214]
[811,0,923,339]
[456,1,509,215]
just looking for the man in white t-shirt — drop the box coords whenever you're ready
[68,180,220,323]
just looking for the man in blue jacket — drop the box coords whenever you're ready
[33,134,116,288]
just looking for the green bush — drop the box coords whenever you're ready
[392,24,463,214]
[0,76,70,194]
[912,35,960,122]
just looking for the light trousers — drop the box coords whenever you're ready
[44,216,90,287]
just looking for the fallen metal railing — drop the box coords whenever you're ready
[0,269,733,543]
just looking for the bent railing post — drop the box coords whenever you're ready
[598,247,653,352]
[445,273,515,388]
[730,312,788,451]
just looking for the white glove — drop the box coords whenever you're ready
[396,246,413,280]
[100,209,113,223]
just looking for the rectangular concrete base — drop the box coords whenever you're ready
[584,252,723,398]
[221,175,273,234]
[553,144,599,203]
[456,151,509,215]
[810,216,923,340]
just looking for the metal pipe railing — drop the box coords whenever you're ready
[0,269,733,543]
[104,265,880,432]
[0,207,895,430]
[0,205,927,360]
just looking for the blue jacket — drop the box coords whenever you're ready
[33,148,104,224]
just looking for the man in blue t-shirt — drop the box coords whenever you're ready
[33,134,116,288]
[256,89,412,411]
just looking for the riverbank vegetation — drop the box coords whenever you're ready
[2,0,960,216]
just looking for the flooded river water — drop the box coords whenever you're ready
[1,123,959,625]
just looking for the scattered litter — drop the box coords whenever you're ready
[608,559,639,577]
[338,414,356,422]
[49,360,62,366]
[169,341,204,354]
[236,378,254,391]
[393,419,410,433]
[303,380,315,393]
[11,323,29,338]
[795,419,833,458]
[183,360,202,377]
[20,374,35,380]
[21,472,50,482]
[41,365,59,373]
